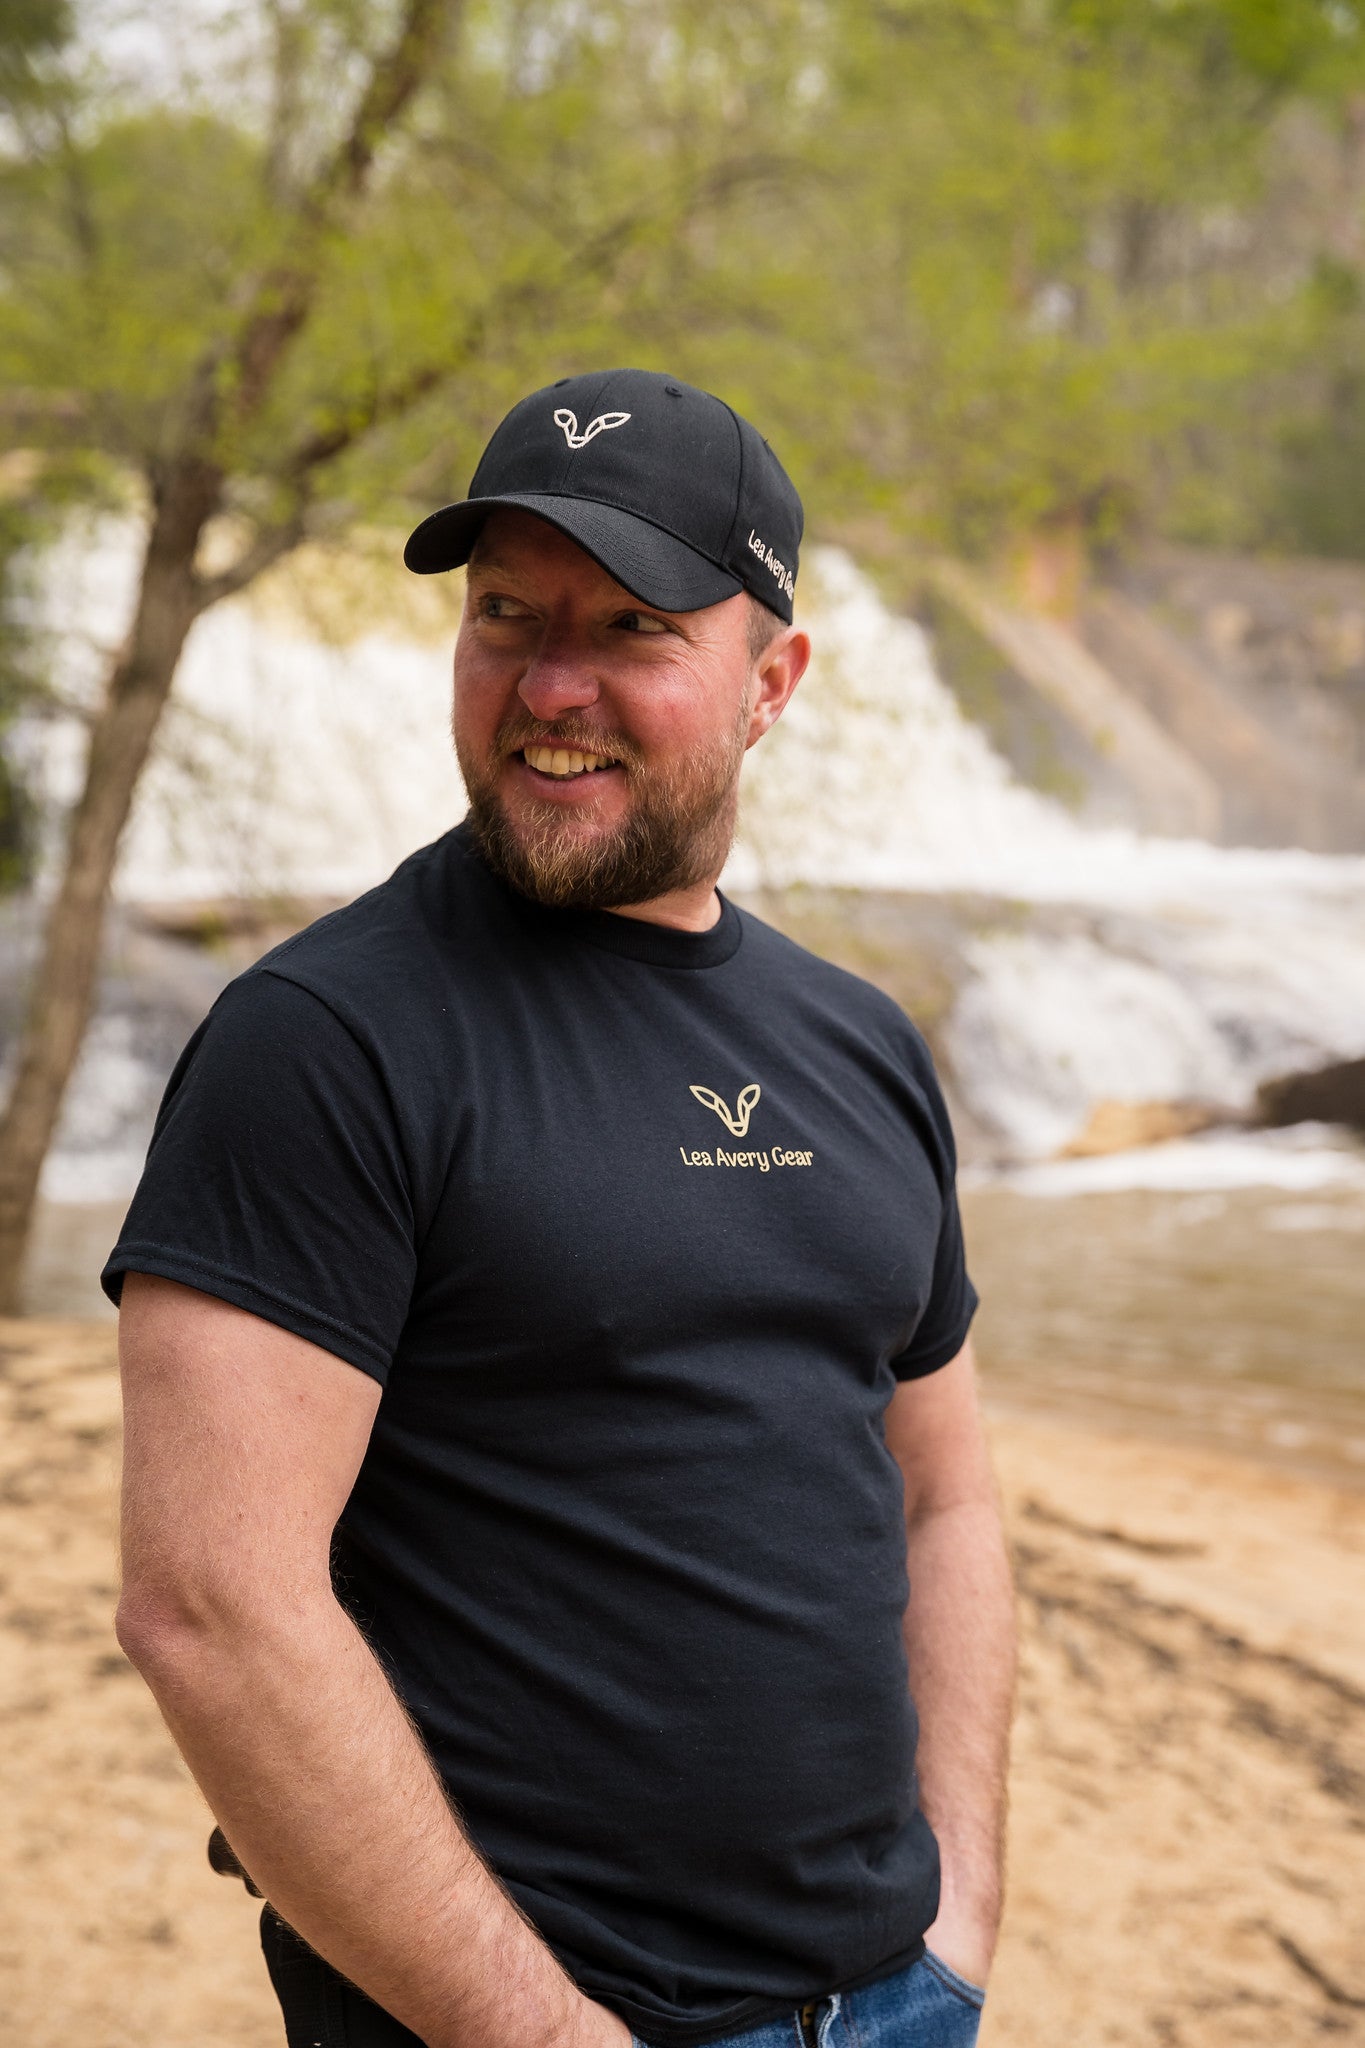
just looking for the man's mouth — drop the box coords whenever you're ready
[518,745,622,780]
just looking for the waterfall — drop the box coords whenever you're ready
[738,552,1365,1174]
[13,524,1365,1194]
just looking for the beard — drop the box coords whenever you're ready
[456,702,750,912]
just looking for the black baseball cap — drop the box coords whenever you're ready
[403,368,804,624]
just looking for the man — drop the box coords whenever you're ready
[107,369,1015,2048]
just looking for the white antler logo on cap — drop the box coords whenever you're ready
[689,1082,761,1138]
[553,408,631,450]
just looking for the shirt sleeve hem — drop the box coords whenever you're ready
[100,1245,391,1385]
[889,1289,979,1382]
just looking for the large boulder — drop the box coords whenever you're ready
[1256,1057,1365,1133]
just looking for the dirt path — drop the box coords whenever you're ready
[1,1320,1362,2047]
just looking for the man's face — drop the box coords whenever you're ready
[451,509,804,910]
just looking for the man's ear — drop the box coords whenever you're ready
[746,626,811,749]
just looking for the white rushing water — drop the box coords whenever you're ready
[27,517,465,903]
[18,525,1365,1193]
[739,552,1365,1165]
[735,551,1365,906]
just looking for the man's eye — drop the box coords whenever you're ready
[480,593,531,620]
[615,611,669,635]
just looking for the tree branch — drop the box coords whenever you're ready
[191,508,311,613]
[55,101,99,270]
[193,0,458,444]
[266,148,808,490]
[325,0,454,215]
[188,142,811,613]
[278,363,451,483]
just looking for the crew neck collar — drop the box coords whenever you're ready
[452,821,744,970]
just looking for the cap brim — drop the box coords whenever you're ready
[403,494,743,613]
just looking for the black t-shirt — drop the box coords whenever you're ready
[103,823,978,2047]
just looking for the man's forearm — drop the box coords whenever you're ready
[118,1588,625,2048]
[902,1492,1017,1981]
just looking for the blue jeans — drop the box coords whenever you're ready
[632,1953,985,2048]
[262,1910,984,2048]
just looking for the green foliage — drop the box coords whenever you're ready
[3,112,270,458]
[785,0,1313,551]
[0,1,831,527]
[4,0,1365,583]
[0,0,72,107]
[1272,386,1365,558]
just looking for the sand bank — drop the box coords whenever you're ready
[1,1319,1361,2047]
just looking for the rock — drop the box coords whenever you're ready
[1256,1057,1365,1133]
[1058,1098,1219,1158]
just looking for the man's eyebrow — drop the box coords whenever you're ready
[465,549,518,578]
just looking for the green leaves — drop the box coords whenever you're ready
[0,0,73,111]
[3,0,1365,582]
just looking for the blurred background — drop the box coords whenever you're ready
[1,3,1363,2045]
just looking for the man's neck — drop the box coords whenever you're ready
[606,878,723,934]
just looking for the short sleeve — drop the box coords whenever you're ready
[102,970,417,1384]
[887,1023,978,1380]
[890,1180,978,1379]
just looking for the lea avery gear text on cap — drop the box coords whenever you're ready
[403,368,804,626]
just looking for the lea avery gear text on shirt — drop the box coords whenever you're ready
[102,822,977,2048]
[678,1147,814,1169]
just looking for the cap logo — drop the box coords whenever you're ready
[553,407,631,451]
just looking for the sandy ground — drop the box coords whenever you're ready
[2,1318,1363,2048]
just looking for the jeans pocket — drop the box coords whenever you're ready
[922,1947,987,2012]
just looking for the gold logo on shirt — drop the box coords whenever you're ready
[689,1082,761,1137]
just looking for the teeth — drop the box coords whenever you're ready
[523,745,615,777]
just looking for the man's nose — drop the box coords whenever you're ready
[516,633,601,722]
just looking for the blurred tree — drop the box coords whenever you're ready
[0,495,42,891]
[0,0,819,1307]
[770,0,1365,589]
[0,0,86,891]
[1248,162,1365,555]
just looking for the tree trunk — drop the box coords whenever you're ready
[0,460,219,1311]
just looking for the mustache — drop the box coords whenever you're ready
[495,714,644,768]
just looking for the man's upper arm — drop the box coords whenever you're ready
[884,1338,996,1524]
[102,970,419,1383]
[118,1274,382,1632]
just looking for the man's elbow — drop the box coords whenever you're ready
[117,1533,335,1685]
[115,1553,284,1691]
[116,1570,228,1682]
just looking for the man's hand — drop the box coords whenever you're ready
[885,1340,1016,1994]
[921,1901,995,1994]
[117,1274,632,2048]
